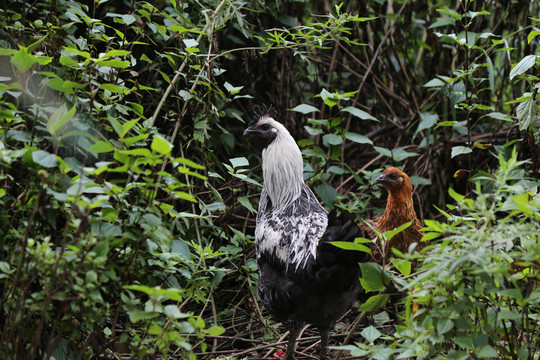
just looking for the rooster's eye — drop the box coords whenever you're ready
[260,124,271,131]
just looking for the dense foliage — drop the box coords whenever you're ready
[0,0,538,359]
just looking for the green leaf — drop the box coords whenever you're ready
[47,104,76,136]
[224,81,243,95]
[229,157,249,168]
[409,176,431,185]
[322,133,343,146]
[128,309,159,323]
[345,132,373,145]
[451,146,472,158]
[437,318,454,335]
[11,47,37,72]
[416,113,439,133]
[391,258,411,276]
[89,141,115,153]
[485,112,512,121]
[384,221,411,241]
[341,106,379,121]
[358,293,390,312]
[315,183,337,207]
[59,56,79,67]
[330,241,371,254]
[423,77,446,87]
[516,97,538,131]
[32,150,58,168]
[478,345,499,358]
[361,326,381,344]
[164,304,188,319]
[290,104,319,114]
[207,325,225,336]
[528,30,540,44]
[151,135,172,155]
[455,336,474,349]
[98,59,130,68]
[101,83,128,94]
[510,55,537,80]
[238,196,256,214]
[360,263,388,292]
[0,261,10,273]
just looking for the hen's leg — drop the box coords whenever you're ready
[318,327,330,360]
[283,326,302,360]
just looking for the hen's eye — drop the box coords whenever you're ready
[388,173,399,180]
[260,124,271,131]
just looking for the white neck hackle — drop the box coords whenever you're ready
[261,117,304,212]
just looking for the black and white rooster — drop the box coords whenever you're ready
[244,106,369,360]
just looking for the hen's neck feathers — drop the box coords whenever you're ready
[261,118,304,212]
[378,185,417,228]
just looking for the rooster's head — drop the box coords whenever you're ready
[243,105,282,151]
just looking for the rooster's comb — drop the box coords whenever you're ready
[252,104,277,124]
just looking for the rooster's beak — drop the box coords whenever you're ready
[243,125,254,136]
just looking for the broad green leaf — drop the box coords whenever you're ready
[423,78,446,87]
[361,326,381,344]
[416,112,439,133]
[47,104,76,136]
[360,263,388,292]
[164,304,188,319]
[128,309,159,323]
[345,132,373,145]
[391,258,411,276]
[101,49,131,59]
[322,133,343,146]
[101,83,128,93]
[183,39,198,48]
[224,81,243,95]
[207,325,225,336]
[478,345,499,358]
[510,55,537,80]
[437,318,454,335]
[436,8,462,19]
[485,112,512,121]
[341,106,379,121]
[89,141,115,153]
[0,261,10,273]
[358,293,390,312]
[290,104,319,114]
[455,336,474,349]
[238,196,256,214]
[229,157,249,168]
[315,182,337,207]
[409,176,431,185]
[451,146,472,158]
[11,47,37,72]
[528,30,540,44]
[98,59,130,68]
[516,97,538,131]
[32,150,58,168]
[151,135,172,155]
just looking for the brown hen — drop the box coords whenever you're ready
[364,167,425,264]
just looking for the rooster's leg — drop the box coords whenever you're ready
[319,327,330,360]
[283,326,301,360]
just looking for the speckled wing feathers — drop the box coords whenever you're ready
[255,183,328,270]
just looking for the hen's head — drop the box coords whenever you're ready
[374,167,412,195]
[243,105,287,151]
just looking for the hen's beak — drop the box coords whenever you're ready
[374,173,387,185]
